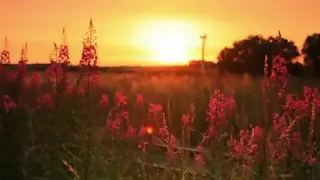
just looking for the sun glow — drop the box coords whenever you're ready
[136,20,200,64]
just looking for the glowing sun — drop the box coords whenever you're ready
[139,21,200,64]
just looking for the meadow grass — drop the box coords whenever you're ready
[0,66,319,180]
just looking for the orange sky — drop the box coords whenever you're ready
[0,0,319,66]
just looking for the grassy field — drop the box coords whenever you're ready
[0,63,319,180]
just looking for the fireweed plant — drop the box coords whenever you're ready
[0,20,319,180]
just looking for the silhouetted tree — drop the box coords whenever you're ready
[188,60,216,68]
[302,33,320,76]
[217,46,245,74]
[217,35,300,75]
[287,62,304,77]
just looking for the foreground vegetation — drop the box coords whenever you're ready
[0,20,319,180]
[1,60,319,180]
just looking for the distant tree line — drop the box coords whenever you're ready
[190,33,320,77]
[2,32,320,77]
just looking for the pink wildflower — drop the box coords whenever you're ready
[195,154,205,165]
[79,19,98,77]
[107,116,121,132]
[270,55,288,83]
[168,135,177,147]
[303,87,318,104]
[148,103,163,115]
[42,93,54,107]
[158,127,167,137]
[46,61,64,83]
[1,95,17,112]
[197,145,205,152]
[29,72,40,89]
[228,127,263,158]
[115,91,127,107]
[65,85,73,94]
[0,50,10,64]
[283,94,308,117]
[124,125,135,138]
[0,37,10,64]
[207,90,234,125]
[205,90,235,139]
[77,86,85,96]
[99,94,108,109]
[138,126,147,136]
[251,126,264,141]
[17,44,28,76]
[269,55,289,98]
[135,94,144,106]
[59,44,70,65]
[181,114,190,126]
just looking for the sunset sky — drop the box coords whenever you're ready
[0,0,319,66]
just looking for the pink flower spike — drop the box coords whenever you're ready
[99,94,108,108]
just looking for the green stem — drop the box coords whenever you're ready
[84,72,91,180]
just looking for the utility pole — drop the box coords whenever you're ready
[200,33,207,75]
